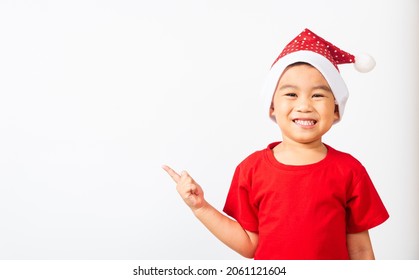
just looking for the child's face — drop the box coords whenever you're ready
[270,63,339,145]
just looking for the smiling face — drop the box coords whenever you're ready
[270,63,339,146]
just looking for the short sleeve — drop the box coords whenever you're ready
[346,168,389,233]
[223,165,259,233]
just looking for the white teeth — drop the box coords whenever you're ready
[294,119,316,126]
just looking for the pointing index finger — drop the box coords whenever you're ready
[162,165,181,183]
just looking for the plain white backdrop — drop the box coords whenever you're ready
[0,0,418,260]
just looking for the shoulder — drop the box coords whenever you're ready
[232,143,278,177]
[327,145,363,166]
[325,144,368,176]
[237,142,277,167]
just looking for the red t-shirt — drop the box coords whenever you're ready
[223,142,389,260]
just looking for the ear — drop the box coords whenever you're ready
[269,102,275,116]
[334,104,340,121]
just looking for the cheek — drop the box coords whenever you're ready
[271,105,286,118]
[320,103,338,119]
[272,99,291,114]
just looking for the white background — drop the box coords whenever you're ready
[0,0,418,260]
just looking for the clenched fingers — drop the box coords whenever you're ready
[178,170,198,193]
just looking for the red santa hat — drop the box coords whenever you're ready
[262,28,375,123]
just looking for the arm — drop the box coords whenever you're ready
[162,165,258,258]
[346,230,375,260]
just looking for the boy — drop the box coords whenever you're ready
[163,28,389,260]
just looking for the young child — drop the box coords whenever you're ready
[163,28,389,260]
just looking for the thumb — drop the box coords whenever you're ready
[180,170,197,184]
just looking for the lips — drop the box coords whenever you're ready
[293,119,317,126]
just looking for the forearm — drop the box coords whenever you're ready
[348,249,375,260]
[193,201,258,258]
[347,231,375,260]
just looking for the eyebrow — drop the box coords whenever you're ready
[312,85,332,92]
[278,84,332,92]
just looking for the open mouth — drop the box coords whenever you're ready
[293,119,317,126]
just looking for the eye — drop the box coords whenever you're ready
[284,93,297,98]
[312,93,325,98]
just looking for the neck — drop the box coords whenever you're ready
[273,138,327,165]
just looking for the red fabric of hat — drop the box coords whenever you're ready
[272,29,355,71]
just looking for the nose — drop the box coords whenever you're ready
[295,96,313,113]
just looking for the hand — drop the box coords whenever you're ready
[162,165,206,211]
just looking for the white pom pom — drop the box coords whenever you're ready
[354,53,376,73]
